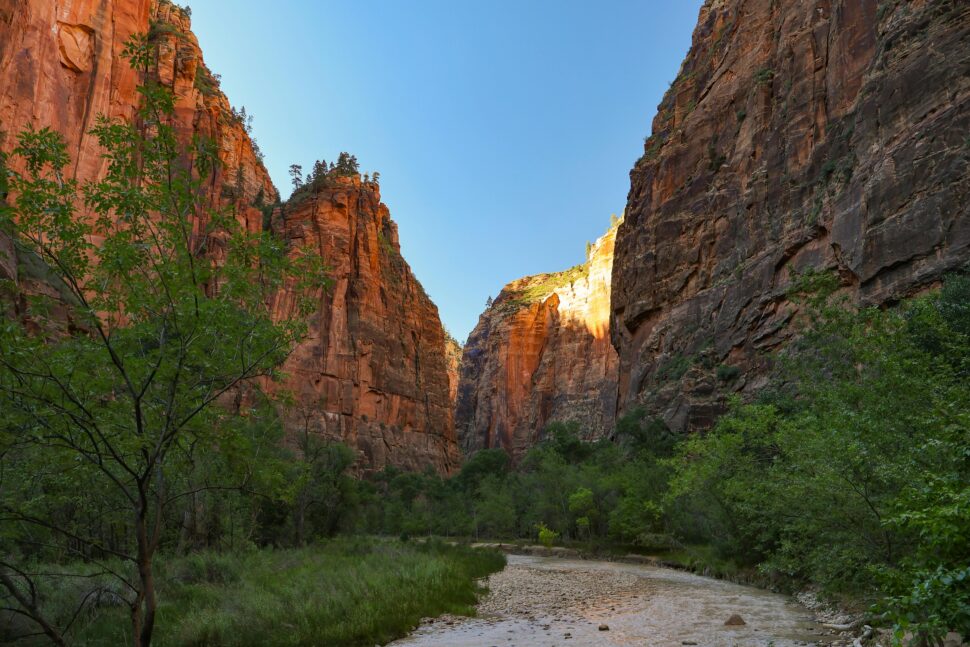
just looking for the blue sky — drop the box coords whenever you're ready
[190,1,703,342]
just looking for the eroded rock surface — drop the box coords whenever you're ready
[0,0,460,472]
[457,223,620,459]
[265,177,460,473]
[611,0,970,431]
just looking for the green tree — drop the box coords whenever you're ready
[474,475,516,539]
[0,34,327,647]
[568,487,597,539]
[289,163,303,191]
[667,273,970,640]
[333,152,359,176]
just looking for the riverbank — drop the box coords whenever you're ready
[391,554,850,646]
[6,539,504,647]
[466,542,878,642]
[469,540,797,589]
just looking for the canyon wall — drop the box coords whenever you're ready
[456,222,620,459]
[267,178,460,473]
[611,0,970,432]
[0,0,460,472]
[0,0,275,234]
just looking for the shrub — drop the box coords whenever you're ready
[536,523,559,547]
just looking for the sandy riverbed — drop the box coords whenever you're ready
[390,554,850,647]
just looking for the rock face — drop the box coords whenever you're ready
[0,0,275,236]
[457,223,620,459]
[611,0,970,431]
[0,0,460,472]
[445,335,463,404]
[267,177,460,473]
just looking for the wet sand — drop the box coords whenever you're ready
[390,554,843,647]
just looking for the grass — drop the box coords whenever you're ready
[17,539,505,647]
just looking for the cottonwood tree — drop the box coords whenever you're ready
[0,34,327,646]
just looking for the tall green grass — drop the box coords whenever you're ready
[17,539,504,646]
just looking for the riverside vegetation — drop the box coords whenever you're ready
[0,36,501,647]
[269,271,968,647]
[0,31,967,647]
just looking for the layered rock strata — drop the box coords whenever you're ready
[0,0,460,472]
[457,223,620,459]
[267,178,460,472]
[611,0,970,432]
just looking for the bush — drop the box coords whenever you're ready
[716,364,741,382]
[536,523,559,547]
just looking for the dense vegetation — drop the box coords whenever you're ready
[14,540,502,647]
[315,271,967,646]
[0,25,966,647]
[0,37,496,647]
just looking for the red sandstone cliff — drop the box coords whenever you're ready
[457,222,620,459]
[0,0,460,472]
[445,334,462,404]
[0,0,275,234]
[266,177,460,473]
[611,0,970,432]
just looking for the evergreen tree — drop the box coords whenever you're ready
[311,159,328,185]
[289,163,303,191]
[334,152,359,176]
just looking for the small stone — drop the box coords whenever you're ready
[599,624,610,631]
[725,614,746,626]
[682,642,698,646]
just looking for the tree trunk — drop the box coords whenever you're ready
[296,500,305,546]
[133,508,157,647]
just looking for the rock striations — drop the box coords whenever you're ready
[267,178,460,473]
[0,0,460,472]
[456,222,620,459]
[611,0,970,432]
[0,0,276,235]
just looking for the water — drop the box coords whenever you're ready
[390,555,835,647]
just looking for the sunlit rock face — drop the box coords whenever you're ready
[0,1,277,237]
[611,0,970,432]
[0,0,277,333]
[266,177,461,473]
[0,0,461,473]
[457,223,620,459]
[445,336,463,404]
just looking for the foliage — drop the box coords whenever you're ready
[667,273,970,641]
[8,540,504,647]
[715,364,741,382]
[286,152,364,204]
[536,523,559,548]
[332,273,969,642]
[0,34,327,646]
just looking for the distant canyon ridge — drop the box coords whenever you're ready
[2,0,968,468]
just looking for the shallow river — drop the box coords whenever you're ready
[390,554,836,647]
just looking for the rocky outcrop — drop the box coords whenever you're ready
[457,222,620,459]
[610,0,970,432]
[0,0,275,236]
[445,334,462,404]
[266,176,460,473]
[0,0,275,334]
[0,0,460,472]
